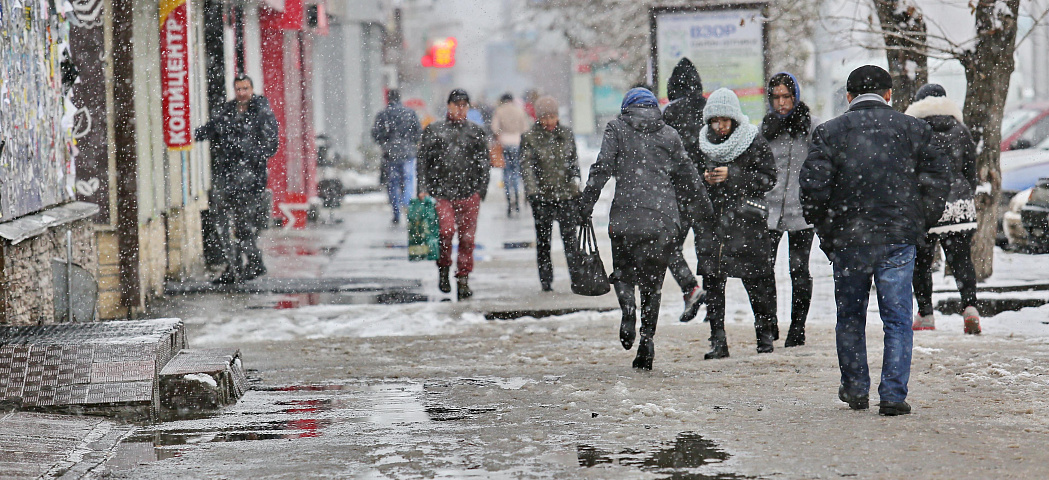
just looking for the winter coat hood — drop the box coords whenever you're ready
[668,58,703,101]
[767,72,801,118]
[620,105,667,134]
[904,95,964,123]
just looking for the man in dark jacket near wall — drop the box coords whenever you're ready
[662,57,708,323]
[372,89,422,224]
[801,65,950,416]
[418,89,491,300]
[195,74,279,284]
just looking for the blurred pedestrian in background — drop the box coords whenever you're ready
[762,72,818,347]
[693,88,779,359]
[520,96,581,292]
[371,89,422,225]
[801,65,950,416]
[905,83,981,334]
[662,57,708,323]
[579,87,711,370]
[195,74,279,284]
[418,89,491,300]
[492,93,531,216]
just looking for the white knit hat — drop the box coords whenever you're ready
[703,88,749,125]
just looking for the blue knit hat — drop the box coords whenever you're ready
[621,87,658,110]
[703,88,749,125]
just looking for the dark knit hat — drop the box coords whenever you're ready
[914,83,947,101]
[846,65,892,95]
[447,88,470,104]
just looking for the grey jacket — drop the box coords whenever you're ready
[371,101,422,161]
[764,119,818,231]
[580,105,712,238]
[520,122,581,202]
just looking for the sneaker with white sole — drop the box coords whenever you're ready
[679,286,705,323]
[912,312,935,331]
[963,306,981,335]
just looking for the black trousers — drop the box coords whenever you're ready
[913,230,978,316]
[531,199,579,286]
[703,274,777,334]
[612,232,672,339]
[215,187,266,273]
[667,224,700,294]
[769,229,814,325]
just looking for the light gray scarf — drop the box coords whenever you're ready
[699,122,758,164]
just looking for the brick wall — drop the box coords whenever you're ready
[0,219,98,325]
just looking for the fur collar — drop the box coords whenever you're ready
[905,96,964,122]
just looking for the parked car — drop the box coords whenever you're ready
[1001,102,1049,151]
[999,146,1049,249]
[1020,178,1049,252]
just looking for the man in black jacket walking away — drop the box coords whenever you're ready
[662,57,708,323]
[195,74,279,284]
[801,65,950,416]
[418,89,491,300]
[372,89,422,224]
[579,87,711,370]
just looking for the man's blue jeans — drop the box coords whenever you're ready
[384,157,413,220]
[832,244,915,403]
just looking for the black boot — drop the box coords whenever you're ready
[704,330,729,359]
[439,267,451,293]
[457,276,473,300]
[614,282,637,350]
[212,266,242,285]
[784,322,806,347]
[632,288,660,370]
[784,277,812,347]
[756,315,775,354]
[632,337,654,370]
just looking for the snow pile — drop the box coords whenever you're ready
[183,373,218,389]
[191,303,488,345]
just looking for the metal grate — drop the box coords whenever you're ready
[0,319,184,408]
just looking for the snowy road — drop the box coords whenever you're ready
[104,182,1049,479]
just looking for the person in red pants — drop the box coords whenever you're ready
[417,89,491,299]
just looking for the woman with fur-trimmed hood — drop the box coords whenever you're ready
[904,84,981,335]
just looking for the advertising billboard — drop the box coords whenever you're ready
[651,4,767,123]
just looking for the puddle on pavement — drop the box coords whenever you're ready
[107,381,495,471]
[577,432,751,479]
[246,290,428,309]
[485,307,618,321]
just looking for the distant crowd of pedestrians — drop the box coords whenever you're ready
[368,61,984,416]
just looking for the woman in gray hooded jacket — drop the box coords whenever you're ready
[761,72,818,347]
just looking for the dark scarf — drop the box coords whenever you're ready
[761,101,811,140]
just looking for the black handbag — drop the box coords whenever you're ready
[570,220,611,296]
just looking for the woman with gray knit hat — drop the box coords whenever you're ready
[579,87,711,370]
[693,88,779,359]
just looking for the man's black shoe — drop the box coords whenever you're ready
[212,268,241,285]
[838,385,869,410]
[242,263,267,282]
[878,401,911,416]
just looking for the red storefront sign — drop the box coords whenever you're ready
[160,0,191,150]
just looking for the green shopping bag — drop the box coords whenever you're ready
[407,198,440,261]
